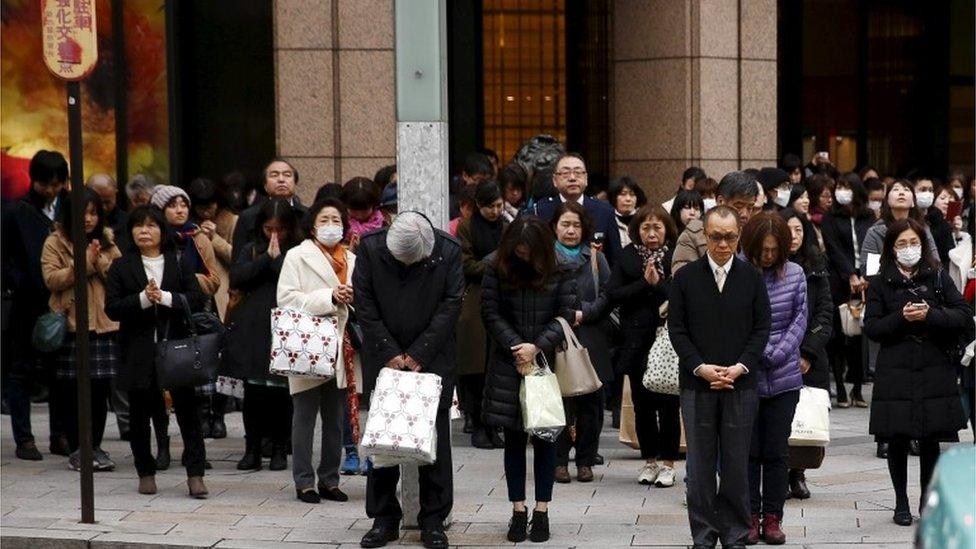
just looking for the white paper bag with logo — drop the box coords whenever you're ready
[519,358,566,442]
[360,368,442,466]
[268,306,340,379]
[789,386,831,447]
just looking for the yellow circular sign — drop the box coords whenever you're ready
[41,0,99,81]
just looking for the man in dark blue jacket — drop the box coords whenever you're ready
[531,153,621,264]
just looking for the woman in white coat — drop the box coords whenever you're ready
[277,197,362,504]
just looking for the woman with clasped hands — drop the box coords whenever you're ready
[480,216,576,543]
[276,198,361,504]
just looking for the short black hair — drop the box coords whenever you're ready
[462,153,493,177]
[629,204,678,248]
[187,178,218,206]
[373,164,397,190]
[717,171,760,200]
[314,182,343,203]
[781,154,802,173]
[264,157,299,184]
[340,177,380,211]
[550,200,594,243]
[126,206,174,254]
[477,147,499,166]
[474,180,502,208]
[682,166,706,184]
[607,176,647,211]
[530,168,556,201]
[29,150,69,184]
[302,197,349,241]
[457,182,477,208]
[498,163,527,192]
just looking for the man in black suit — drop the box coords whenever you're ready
[668,204,772,549]
[531,153,621,264]
[231,158,306,261]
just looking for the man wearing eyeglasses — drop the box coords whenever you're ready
[231,158,306,262]
[531,153,621,264]
[672,171,763,274]
[668,201,772,549]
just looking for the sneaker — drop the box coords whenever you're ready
[67,450,97,472]
[654,465,676,487]
[637,462,661,485]
[93,448,116,471]
[341,452,361,475]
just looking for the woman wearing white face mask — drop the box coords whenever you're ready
[277,198,361,504]
[863,218,971,527]
[914,179,956,265]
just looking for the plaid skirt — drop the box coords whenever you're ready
[56,332,120,379]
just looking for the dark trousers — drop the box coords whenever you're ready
[366,408,453,529]
[110,378,169,438]
[504,427,557,502]
[7,356,64,446]
[458,373,487,431]
[682,388,758,548]
[556,389,603,467]
[827,312,864,398]
[129,385,205,478]
[59,378,111,451]
[631,373,681,461]
[748,390,800,517]
[243,383,291,449]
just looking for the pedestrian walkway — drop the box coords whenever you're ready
[2,384,969,548]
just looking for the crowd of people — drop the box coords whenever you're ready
[2,145,974,548]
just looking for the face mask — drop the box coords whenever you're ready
[315,225,343,246]
[835,189,853,205]
[702,198,717,211]
[868,200,882,213]
[954,187,964,199]
[896,245,922,268]
[915,191,934,209]
[773,189,791,208]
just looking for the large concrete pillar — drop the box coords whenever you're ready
[610,0,778,203]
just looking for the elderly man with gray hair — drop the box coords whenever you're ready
[353,211,465,549]
[124,174,157,209]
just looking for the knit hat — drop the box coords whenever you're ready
[386,211,434,265]
[150,185,191,210]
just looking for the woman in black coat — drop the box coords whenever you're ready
[819,175,875,407]
[222,199,300,471]
[104,206,208,498]
[481,216,576,544]
[781,208,833,499]
[550,202,612,484]
[863,218,971,527]
[608,205,678,487]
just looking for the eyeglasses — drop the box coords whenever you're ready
[707,232,740,244]
[555,169,587,178]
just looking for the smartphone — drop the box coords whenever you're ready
[816,151,829,161]
[947,200,963,221]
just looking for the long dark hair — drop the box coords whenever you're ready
[778,207,820,269]
[58,189,106,243]
[831,172,869,218]
[740,212,792,278]
[494,216,556,290]
[880,218,937,272]
[881,179,924,225]
[254,198,300,252]
[126,206,175,255]
[669,189,704,234]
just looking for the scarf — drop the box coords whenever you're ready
[171,222,204,275]
[615,210,634,227]
[555,241,582,259]
[634,243,669,276]
[469,210,504,260]
[348,209,386,239]
[322,243,359,442]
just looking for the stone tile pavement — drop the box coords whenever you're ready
[1,384,971,548]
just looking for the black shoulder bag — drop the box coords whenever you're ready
[155,294,225,389]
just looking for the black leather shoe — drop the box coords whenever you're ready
[789,469,810,499]
[237,446,262,471]
[15,441,43,461]
[211,415,227,439]
[893,510,913,526]
[296,488,320,504]
[471,429,494,449]
[421,528,449,549]
[49,434,70,457]
[876,442,889,459]
[592,453,605,465]
[360,524,399,548]
[319,486,348,502]
[269,445,287,471]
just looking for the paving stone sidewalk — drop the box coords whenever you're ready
[2,384,970,548]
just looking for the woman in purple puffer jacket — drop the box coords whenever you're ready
[739,212,808,545]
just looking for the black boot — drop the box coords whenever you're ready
[472,428,493,449]
[269,444,288,471]
[211,395,228,439]
[462,414,474,434]
[490,428,505,448]
[789,469,810,499]
[507,510,528,543]
[876,442,889,459]
[198,396,213,439]
[155,435,171,470]
[529,510,550,542]
[237,442,262,471]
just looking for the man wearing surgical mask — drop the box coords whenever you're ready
[758,168,793,212]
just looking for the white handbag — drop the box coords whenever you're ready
[838,290,865,337]
[268,307,340,379]
[789,387,831,447]
[360,368,442,465]
[643,325,680,395]
[519,360,566,441]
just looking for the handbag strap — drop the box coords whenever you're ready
[162,293,196,342]
[555,316,583,350]
[590,251,600,302]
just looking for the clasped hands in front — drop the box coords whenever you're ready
[385,354,421,372]
[697,364,747,391]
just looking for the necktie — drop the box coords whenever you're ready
[715,266,726,293]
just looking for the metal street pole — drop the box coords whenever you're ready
[67,81,96,524]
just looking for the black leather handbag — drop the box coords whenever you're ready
[155,295,225,389]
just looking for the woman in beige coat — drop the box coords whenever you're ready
[40,190,122,471]
[188,178,238,321]
[277,197,361,504]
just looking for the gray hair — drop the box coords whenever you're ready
[386,211,435,265]
[85,173,116,190]
[125,174,157,200]
[717,171,760,200]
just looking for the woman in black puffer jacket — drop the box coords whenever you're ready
[481,216,576,544]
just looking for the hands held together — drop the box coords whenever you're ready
[385,354,421,372]
[511,343,539,376]
[698,364,747,391]
[144,278,164,304]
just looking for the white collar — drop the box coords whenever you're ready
[559,194,585,206]
[707,253,734,275]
